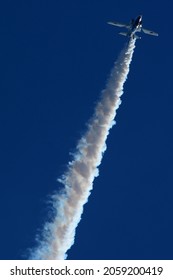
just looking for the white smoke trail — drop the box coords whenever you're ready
[30,38,136,260]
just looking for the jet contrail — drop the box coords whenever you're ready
[30,38,136,260]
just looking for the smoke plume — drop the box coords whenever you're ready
[30,38,136,259]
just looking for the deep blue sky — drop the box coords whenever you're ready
[0,0,172,260]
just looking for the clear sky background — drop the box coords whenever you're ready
[0,0,172,260]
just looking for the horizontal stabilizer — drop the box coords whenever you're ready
[134,34,141,39]
[119,32,128,36]
[119,32,141,39]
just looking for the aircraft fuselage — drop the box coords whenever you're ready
[131,15,142,34]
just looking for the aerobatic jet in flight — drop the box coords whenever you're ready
[108,15,158,39]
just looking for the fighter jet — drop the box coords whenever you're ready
[107,15,158,39]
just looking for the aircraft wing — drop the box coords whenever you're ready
[142,28,158,36]
[107,21,130,28]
